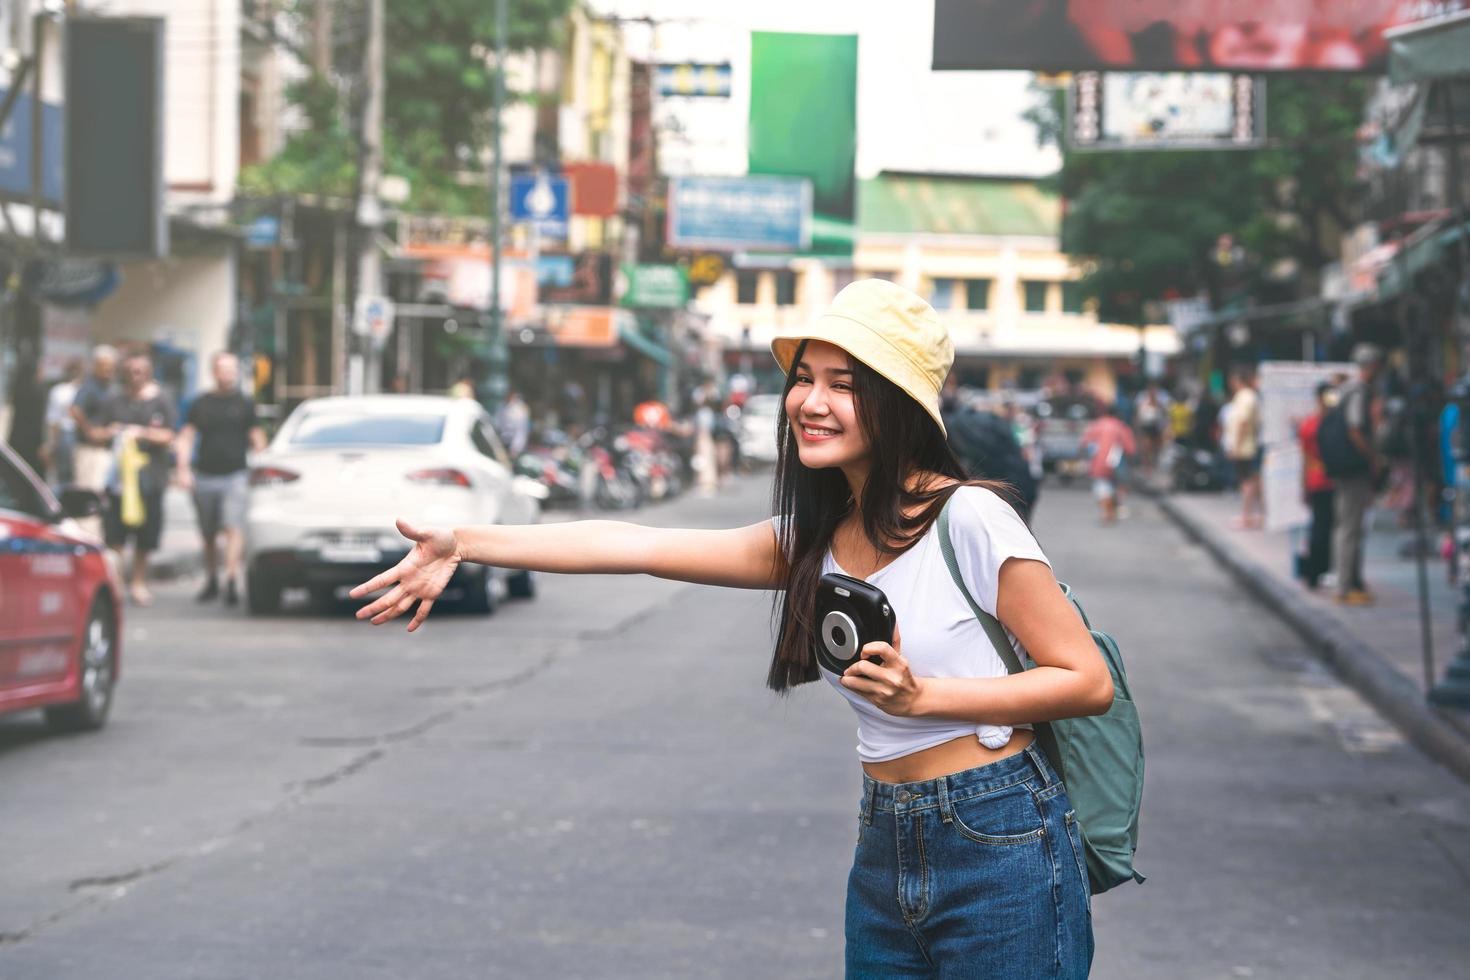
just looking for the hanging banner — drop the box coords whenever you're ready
[749,33,857,222]
[932,0,1468,73]
[1069,72,1265,150]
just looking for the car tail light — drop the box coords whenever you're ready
[249,466,300,487]
[407,467,472,488]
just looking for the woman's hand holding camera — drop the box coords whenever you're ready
[351,519,461,631]
[840,623,925,717]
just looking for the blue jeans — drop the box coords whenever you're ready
[846,743,1094,978]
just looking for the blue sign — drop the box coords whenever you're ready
[667,176,812,252]
[0,88,64,205]
[509,174,570,238]
[536,254,576,287]
[244,215,280,248]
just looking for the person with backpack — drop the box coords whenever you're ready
[1320,344,1386,605]
[350,279,1138,977]
[941,382,1040,521]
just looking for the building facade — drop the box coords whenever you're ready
[695,173,1179,400]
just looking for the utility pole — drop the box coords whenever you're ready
[346,0,384,395]
[4,9,52,468]
[480,0,509,414]
[311,0,333,75]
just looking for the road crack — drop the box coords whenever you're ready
[4,646,567,947]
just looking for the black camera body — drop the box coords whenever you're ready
[814,572,896,675]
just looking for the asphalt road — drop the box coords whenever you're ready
[2,476,1469,979]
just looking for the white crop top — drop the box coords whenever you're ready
[775,486,1051,763]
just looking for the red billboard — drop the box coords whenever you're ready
[932,0,1466,73]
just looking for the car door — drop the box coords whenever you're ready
[469,417,531,525]
[0,449,79,709]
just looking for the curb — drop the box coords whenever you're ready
[1152,490,1470,784]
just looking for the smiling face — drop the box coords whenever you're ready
[784,340,871,473]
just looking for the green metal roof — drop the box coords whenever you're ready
[858,174,1060,238]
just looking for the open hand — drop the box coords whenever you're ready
[350,519,461,631]
[840,623,924,717]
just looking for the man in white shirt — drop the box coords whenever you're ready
[1224,366,1262,529]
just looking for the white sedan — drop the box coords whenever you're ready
[244,395,545,615]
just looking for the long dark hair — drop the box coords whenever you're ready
[766,341,999,692]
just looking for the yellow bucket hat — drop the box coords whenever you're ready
[771,278,953,436]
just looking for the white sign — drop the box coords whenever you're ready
[1257,361,1354,532]
[354,294,396,341]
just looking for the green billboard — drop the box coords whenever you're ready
[620,264,689,309]
[748,32,858,223]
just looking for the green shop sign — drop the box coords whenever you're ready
[620,264,689,309]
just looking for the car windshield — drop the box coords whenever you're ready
[289,412,446,447]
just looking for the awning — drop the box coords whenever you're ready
[1388,10,1470,84]
[1174,297,1330,337]
[617,319,673,366]
[1373,216,1470,299]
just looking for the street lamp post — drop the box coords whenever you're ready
[479,0,509,416]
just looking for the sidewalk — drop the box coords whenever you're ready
[1152,485,1470,781]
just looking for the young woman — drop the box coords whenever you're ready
[351,279,1112,978]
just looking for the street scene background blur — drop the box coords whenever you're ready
[3,1,1470,977]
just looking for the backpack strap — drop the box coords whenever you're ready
[937,497,1026,676]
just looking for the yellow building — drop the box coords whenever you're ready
[695,173,1178,401]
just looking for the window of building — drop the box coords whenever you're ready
[1022,280,1050,313]
[774,269,797,306]
[965,278,991,311]
[1061,282,1086,314]
[735,269,760,305]
[928,278,956,309]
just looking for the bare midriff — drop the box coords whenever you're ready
[862,728,1035,785]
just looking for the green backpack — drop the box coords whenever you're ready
[938,503,1146,895]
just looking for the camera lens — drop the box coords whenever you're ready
[831,625,847,647]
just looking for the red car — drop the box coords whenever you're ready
[0,441,122,731]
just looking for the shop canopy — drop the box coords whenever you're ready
[1387,10,1470,84]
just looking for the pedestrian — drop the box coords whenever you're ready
[942,381,1039,521]
[448,374,475,400]
[1224,366,1263,529]
[174,352,266,606]
[96,352,178,606]
[494,388,531,457]
[691,379,720,495]
[1296,382,1336,590]
[1334,344,1386,606]
[1081,403,1136,524]
[1132,380,1170,477]
[43,359,84,488]
[350,279,1107,977]
[69,344,119,503]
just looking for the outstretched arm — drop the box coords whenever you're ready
[351,517,785,631]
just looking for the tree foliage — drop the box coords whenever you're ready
[1033,76,1371,323]
[240,0,576,215]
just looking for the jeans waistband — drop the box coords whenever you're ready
[860,743,1057,824]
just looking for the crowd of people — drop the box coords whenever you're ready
[25,335,1425,616]
[38,344,262,608]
